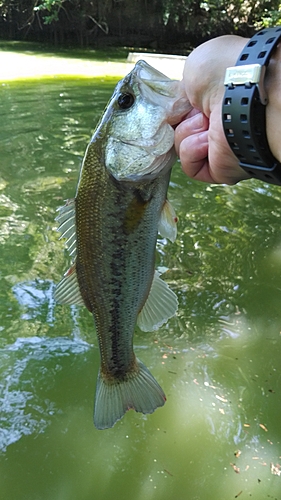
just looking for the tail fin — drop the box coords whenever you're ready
[94,359,166,430]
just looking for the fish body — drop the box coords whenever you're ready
[55,61,191,429]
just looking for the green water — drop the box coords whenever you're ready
[1,77,281,500]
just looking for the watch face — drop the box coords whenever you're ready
[224,64,262,86]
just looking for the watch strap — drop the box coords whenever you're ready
[222,27,281,184]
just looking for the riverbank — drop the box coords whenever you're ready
[0,51,134,81]
[0,49,185,81]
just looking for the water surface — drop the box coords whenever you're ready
[1,78,281,500]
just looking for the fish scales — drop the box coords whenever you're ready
[76,142,171,377]
[55,60,191,429]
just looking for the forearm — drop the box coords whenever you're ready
[265,44,281,163]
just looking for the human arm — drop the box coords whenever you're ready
[174,35,281,184]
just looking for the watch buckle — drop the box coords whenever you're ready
[224,64,267,105]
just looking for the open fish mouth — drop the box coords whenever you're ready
[103,60,191,182]
[133,60,191,125]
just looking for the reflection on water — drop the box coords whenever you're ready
[1,78,281,499]
[13,280,56,322]
[0,335,90,452]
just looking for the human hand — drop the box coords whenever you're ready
[175,35,251,184]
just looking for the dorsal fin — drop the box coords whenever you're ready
[55,264,84,306]
[55,199,84,306]
[55,198,77,258]
[137,270,178,332]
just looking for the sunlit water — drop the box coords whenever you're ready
[1,78,281,500]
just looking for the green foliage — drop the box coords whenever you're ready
[260,5,281,27]
[0,0,280,48]
[34,0,64,24]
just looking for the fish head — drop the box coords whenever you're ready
[92,60,191,181]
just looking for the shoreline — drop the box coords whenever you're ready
[0,51,185,82]
[0,51,134,81]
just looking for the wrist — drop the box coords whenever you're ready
[183,36,249,113]
[222,28,281,184]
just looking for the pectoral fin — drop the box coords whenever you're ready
[137,271,178,332]
[158,199,177,242]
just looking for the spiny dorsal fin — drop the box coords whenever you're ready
[55,198,77,258]
[137,270,178,332]
[55,264,84,306]
[158,199,177,242]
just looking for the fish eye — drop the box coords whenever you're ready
[117,92,135,110]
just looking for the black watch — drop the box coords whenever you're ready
[222,27,281,185]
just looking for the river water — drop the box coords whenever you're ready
[1,77,281,500]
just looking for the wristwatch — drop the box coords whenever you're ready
[222,27,281,184]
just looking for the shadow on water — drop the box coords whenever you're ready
[0,40,128,61]
[1,78,281,499]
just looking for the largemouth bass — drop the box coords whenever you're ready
[55,61,191,429]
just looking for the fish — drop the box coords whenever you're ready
[55,60,191,429]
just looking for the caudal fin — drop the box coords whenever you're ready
[94,359,166,430]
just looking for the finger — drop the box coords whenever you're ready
[174,112,208,155]
[178,131,213,182]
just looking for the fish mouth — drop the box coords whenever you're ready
[130,60,192,126]
[134,60,178,101]
[103,60,191,183]
[133,60,172,87]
